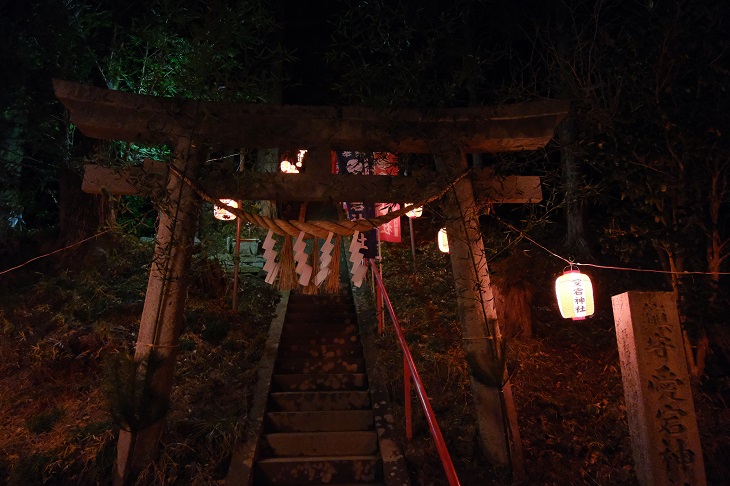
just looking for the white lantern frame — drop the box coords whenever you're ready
[213,199,238,221]
[437,227,449,253]
[405,204,423,218]
[555,268,594,320]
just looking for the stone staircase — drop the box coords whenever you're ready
[252,291,388,485]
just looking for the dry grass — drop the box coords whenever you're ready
[2,229,728,485]
[0,232,279,485]
[370,243,730,485]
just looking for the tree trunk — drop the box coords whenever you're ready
[553,1,589,258]
[255,148,279,218]
[558,114,590,257]
[58,163,112,244]
[492,283,533,339]
[1,116,25,231]
[652,240,683,296]
[58,123,113,251]
[435,151,523,476]
[706,168,727,300]
[113,140,204,485]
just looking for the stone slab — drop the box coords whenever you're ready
[256,455,382,485]
[263,431,378,456]
[265,410,374,432]
[612,291,706,486]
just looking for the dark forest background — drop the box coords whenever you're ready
[0,0,728,484]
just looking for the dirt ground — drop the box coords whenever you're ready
[369,244,730,485]
[1,237,729,485]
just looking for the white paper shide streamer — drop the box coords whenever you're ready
[349,231,368,287]
[315,232,335,286]
[262,229,280,285]
[293,231,313,286]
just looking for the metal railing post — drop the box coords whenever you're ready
[232,211,241,311]
[405,355,412,441]
[369,259,461,486]
[376,282,384,335]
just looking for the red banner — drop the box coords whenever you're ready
[374,152,401,243]
[333,151,401,244]
[375,203,401,242]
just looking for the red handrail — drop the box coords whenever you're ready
[369,259,461,486]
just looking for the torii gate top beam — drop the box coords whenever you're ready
[53,79,569,155]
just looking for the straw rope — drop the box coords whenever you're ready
[168,165,469,238]
[302,237,320,295]
[325,234,342,294]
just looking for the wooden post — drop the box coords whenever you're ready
[435,150,523,475]
[232,211,242,311]
[113,139,204,485]
[408,216,417,272]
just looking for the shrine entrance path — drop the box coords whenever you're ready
[226,283,409,485]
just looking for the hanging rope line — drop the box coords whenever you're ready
[5,203,726,278]
[168,165,471,238]
[490,214,730,276]
[0,228,113,276]
[0,166,466,279]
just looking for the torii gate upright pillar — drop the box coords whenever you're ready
[114,139,205,485]
[436,150,524,476]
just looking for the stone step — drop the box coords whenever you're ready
[249,285,399,486]
[277,342,363,359]
[288,293,353,306]
[268,391,371,412]
[261,431,379,457]
[284,311,358,324]
[275,357,365,375]
[279,322,360,340]
[286,302,355,314]
[265,410,374,433]
[255,455,382,485]
[281,324,358,336]
[280,334,361,348]
[281,322,361,340]
[271,373,368,392]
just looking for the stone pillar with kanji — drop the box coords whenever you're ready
[612,291,706,486]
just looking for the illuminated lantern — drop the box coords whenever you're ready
[213,199,238,221]
[280,160,299,173]
[405,204,423,218]
[280,150,306,173]
[555,269,594,320]
[437,227,449,253]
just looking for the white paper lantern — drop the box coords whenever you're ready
[280,160,300,173]
[405,204,423,218]
[213,199,238,221]
[437,227,449,253]
[280,150,306,173]
[555,269,594,320]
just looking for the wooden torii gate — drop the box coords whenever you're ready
[53,79,569,484]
